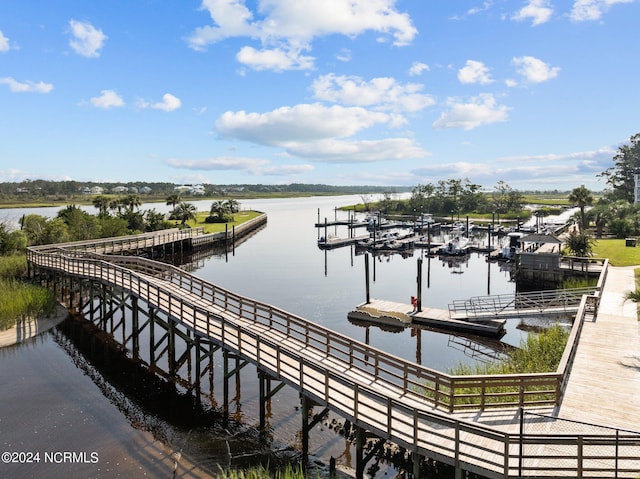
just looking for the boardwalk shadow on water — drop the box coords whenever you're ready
[54,313,300,474]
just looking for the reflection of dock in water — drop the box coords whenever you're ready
[446,333,513,363]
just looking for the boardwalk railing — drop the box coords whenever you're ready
[27,244,640,477]
[449,287,596,320]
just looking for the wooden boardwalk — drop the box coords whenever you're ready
[558,266,640,430]
[26,232,640,478]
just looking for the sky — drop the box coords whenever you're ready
[1,1,638,191]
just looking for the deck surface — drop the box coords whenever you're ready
[558,265,640,431]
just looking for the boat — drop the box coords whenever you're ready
[438,236,470,256]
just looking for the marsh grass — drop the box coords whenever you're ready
[0,254,28,280]
[216,464,312,479]
[0,254,57,331]
[420,325,569,407]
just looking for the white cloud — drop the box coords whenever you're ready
[144,93,182,112]
[432,93,510,130]
[68,20,107,58]
[214,102,429,164]
[512,55,560,82]
[89,90,124,109]
[458,60,493,85]
[165,156,314,176]
[284,138,428,163]
[166,157,270,170]
[216,103,394,145]
[570,0,634,21]
[311,74,435,113]
[236,46,314,71]
[0,30,11,52]
[187,0,417,70]
[512,0,554,25]
[0,77,53,93]
[468,2,494,15]
[409,62,429,76]
[410,147,613,189]
[335,48,351,62]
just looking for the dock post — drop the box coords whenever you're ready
[412,451,423,479]
[417,258,423,312]
[364,253,370,304]
[301,394,310,464]
[259,369,266,431]
[324,218,328,243]
[355,425,365,479]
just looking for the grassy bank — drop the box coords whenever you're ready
[0,254,57,331]
[592,239,640,266]
[449,324,568,376]
[187,210,263,233]
[422,325,569,407]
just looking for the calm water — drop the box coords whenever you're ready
[0,195,553,478]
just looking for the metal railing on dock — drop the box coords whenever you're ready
[449,287,596,320]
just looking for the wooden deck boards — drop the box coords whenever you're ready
[558,266,640,432]
[27,238,640,478]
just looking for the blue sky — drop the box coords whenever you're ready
[1,1,638,191]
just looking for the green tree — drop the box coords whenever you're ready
[98,216,129,238]
[165,193,181,208]
[92,195,111,217]
[21,214,48,245]
[208,200,232,222]
[599,133,640,201]
[568,185,594,231]
[122,194,141,213]
[170,202,197,226]
[564,230,594,257]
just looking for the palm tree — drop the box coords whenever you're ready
[209,200,231,222]
[166,193,181,209]
[564,230,594,257]
[224,199,240,214]
[92,195,110,217]
[568,185,593,231]
[123,194,141,213]
[171,202,197,226]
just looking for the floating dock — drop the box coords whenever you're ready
[347,299,506,337]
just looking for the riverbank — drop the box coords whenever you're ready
[0,303,69,348]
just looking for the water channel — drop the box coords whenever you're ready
[0,195,568,478]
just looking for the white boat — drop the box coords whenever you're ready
[438,236,470,256]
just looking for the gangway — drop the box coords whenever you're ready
[449,287,596,321]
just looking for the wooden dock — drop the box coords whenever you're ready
[25,232,640,478]
[348,299,506,337]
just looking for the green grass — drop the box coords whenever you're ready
[420,325,569,407]
[592,239,640,266]
[0,279,57,330]
[0,254,28,280]
[0,254,57,331]
[216,464,312,479]
[186,210,263,233]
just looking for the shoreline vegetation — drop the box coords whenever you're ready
[0,255,57,332]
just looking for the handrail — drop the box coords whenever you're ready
[27,242,636,478]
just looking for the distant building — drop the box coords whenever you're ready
[112,186,128,193]
[139,186,152,194]
[635,169,640,205]
[174,184,205,195]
